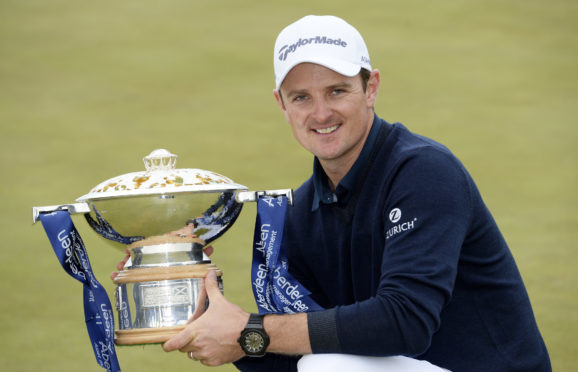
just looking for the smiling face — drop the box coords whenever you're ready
[274,63,380,186]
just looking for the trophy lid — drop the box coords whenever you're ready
[77,149,247,202]
[73,149,247,246]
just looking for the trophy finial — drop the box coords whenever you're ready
[143,149,178,171]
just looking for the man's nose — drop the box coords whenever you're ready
[311,98,333,123]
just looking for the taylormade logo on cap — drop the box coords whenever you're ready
[278,36,348,62]
[273,15,372,90]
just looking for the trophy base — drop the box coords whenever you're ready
[113,263,223,345]
[115,325,185,345]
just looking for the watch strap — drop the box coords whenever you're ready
[246,313,265,329]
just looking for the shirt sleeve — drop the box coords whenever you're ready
[310,146,474,356]
[233,354,299,372]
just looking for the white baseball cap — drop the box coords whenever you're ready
[273,15,372,90]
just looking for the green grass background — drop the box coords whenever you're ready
[1,0,576,371]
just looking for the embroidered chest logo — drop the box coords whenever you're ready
[386,207,418,240]
[389,208,402,223]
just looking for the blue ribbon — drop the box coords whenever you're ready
[39,211,121,372]
[251,196,323,314]
[190,191,244,244]
[84,204,143,245]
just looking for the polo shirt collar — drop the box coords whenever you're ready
[312,113,382,211]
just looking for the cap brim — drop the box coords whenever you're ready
[275,58,362,90]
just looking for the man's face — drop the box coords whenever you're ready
[274,63,379,169]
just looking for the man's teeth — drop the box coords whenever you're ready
[315,125,339,134]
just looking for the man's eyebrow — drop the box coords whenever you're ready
[327,82,353,91]
[285,82,353,97]
[285,88,309,99]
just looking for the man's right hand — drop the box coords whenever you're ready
[110,249,131,280]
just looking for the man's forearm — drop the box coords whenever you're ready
[264,313,312,355]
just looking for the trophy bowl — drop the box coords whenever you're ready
[33,149,287,345]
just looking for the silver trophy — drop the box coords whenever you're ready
[33,149,292,345]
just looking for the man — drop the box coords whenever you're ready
[163,15,551,371]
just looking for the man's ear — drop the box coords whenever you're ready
[273,89,286,111]
[366,69,380,108]
[273,89,292,123]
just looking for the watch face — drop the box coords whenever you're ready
[243,331,265,354]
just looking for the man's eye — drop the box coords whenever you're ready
[293,95,307,102]
[332,89,345,95]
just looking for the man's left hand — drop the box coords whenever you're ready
[162,270,249,366]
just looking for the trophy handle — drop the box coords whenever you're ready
[236,189,294,206]
[32,188,294,224]
[32,202,91,223]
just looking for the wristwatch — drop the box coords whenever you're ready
[238,313,270,357]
